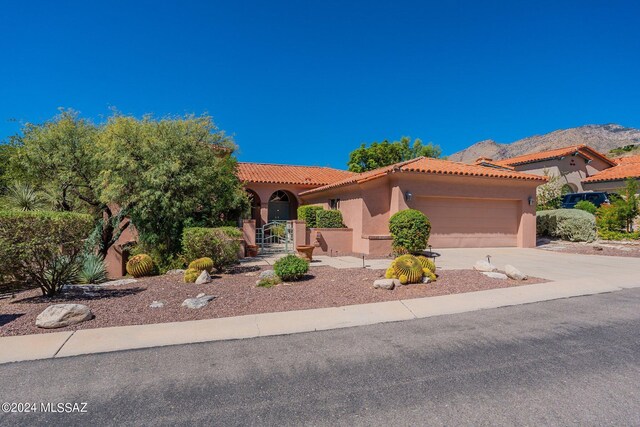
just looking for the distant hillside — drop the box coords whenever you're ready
[448,124,640,163]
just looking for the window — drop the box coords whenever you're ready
[329,198,340,209]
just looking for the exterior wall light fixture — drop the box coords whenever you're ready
[405,191,413,202]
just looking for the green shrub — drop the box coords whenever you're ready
[537,209,596,242]
[182,227,240,272]
[78,253,108,284]
[596,204,625,233]
[297,205,324,228]
[0,210,93,295]
[389,209,431,254]
[271,223,286,238]
[257,276,282,288]
[598,230,640,241]
[574,200,597,215]
[315,209,344,228]
[274,254,309,281]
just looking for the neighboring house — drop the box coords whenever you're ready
[491,145,616,193]
[240,157,545,253]
[583,155,640,193]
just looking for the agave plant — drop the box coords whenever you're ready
[5,183,46,211]
[77,253,108,284]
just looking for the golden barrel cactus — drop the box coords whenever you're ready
[188,257,214,273]
[390,254,423,284]
[126,254,155,278]
[416,256,436,274]
[184,268,200,283]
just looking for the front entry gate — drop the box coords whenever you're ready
[256,221,293,254]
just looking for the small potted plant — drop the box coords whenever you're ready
[246,244,259,257]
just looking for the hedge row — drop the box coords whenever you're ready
[537,209,596,242]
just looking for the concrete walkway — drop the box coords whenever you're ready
[2,248,639,365]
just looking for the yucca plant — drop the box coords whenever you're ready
[5,183,46,211]
[78,253,108,284]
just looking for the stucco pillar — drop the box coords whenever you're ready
[518,194,537,248]
[242,219,256,246]
[291,220,307,247]
[260,203,269,225]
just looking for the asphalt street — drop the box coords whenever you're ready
[2,288,640,426]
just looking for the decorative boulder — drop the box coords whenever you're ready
[195,270,212,285]
[474,260,497,272]
[35,304,93,329]
[482,272,508,280]
[182,295,216,309]
[165,269,185,276]
[373,279,399,290]
[421,276,432,284]
[149,301,165,308]
[259,270,277,280]
[504,264,528,281]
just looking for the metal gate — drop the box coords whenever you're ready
[256,221,293,254]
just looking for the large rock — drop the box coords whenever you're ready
[182,295,216,309]
[195,270,212,285]
[259,270,277,280]
[103,278,138,287]
[474,260,497,272]
[35,304,93,329]
[504,264,528,281]
[482,272,508,280]
[373,279,399,290]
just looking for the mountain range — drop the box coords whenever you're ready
[448,124,640,163]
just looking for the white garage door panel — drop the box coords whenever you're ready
[414,197,520,248]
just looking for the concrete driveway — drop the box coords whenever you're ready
[435,247,640,282]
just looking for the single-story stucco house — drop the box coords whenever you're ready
[582,154,640,193]
[239,157,546,255]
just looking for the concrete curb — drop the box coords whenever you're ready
[1,276,639,364]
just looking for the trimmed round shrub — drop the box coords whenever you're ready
[315,209,344,228]
[126,254,155,278]
[537,209,596,242]
[389,209,431,254]
[574,200,597,215]
[297,205,324,228]
[274,254,309,281]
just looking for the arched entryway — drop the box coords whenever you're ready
[246,189,262,227]
[268,190,298,222]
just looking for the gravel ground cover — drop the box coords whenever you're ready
[0,265,546,337]
[537,239,640,258]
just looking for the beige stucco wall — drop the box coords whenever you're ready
[512,156,611,192]
[583,178,640,194]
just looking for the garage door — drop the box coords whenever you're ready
[413,197,520,248]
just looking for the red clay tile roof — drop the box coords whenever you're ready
[299,157,545,195]
[494,145,616,167]
[613,154,640,165]
[583,160,640,183]
[237,162,355,186]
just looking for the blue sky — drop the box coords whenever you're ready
[1,1,639,168]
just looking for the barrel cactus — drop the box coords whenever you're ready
[423,270,436,282]
[126,254,155,278]
[390,254,423,284]
[416,256,436,274]
[184,268,200,283]
[188,257,214,273]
